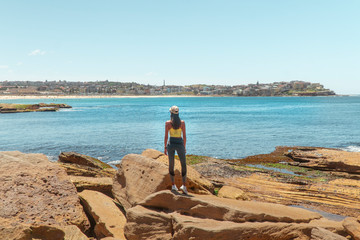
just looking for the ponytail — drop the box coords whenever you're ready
[171,113,181,129]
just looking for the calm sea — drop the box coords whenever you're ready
[1,96,360,165]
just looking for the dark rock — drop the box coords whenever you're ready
[59,152,112,169]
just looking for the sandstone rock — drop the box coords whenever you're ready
[126,205,315,240]
[141,148,164,159]
[113,152,213,211]
[63,225,89,240]
[310,227,348,240]
[112,154,170,210]
[124,205,173,240]
[0,224,66,240]
[59,152,112,169]
[140,190,321,223]
[0,151,90,234]
[217,185,250,200]
[204,170,360,218]
[287,148,360,174]
[231,146,309,164]
[125,191,327,240]
[70,176,113,197]
[58,162,116,178]
[343,217,360,240]
[142,149,214,194]
[79,190,126,239]
[309,218,347,236]
[172,213,313,240]
[100,237,123,240]
[30,225,66,240]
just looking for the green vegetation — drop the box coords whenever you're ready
[228,162,332,184]
[14,104,30,110]
[0,103,71,113]
[186,155,208,165]
[263,163,309,173]
[231,165,260,172]
[92,157,112,169]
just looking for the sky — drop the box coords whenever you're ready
[0,1,359,94]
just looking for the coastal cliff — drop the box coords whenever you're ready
[0,148,359,239]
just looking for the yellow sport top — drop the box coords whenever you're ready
[170,127,182,138]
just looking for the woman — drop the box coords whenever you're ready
[164,105,187,194]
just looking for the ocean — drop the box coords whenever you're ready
[1,96,360,165]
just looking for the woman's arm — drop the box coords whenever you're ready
[164,121,170,155]
[181,121,186,151]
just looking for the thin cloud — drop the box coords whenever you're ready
[145,72,157,76]
[28,49,46,56]
[17,62,23,66]
[0,65,9,69]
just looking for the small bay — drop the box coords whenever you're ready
[1,96,360,164]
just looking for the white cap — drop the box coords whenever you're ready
[169,105,179,114]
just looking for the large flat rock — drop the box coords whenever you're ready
[0,151,90,235]
[171,213,313,240]
[113,152,213,210]
[287,148,360,174]
[140,190,321,223]
[124,191,347,240]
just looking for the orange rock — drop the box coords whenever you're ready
[287,148,360,174]
[343,217,360,240]
[123,190,350,240]
[113,152,213,210]
[310,227,347,240]
[217,185,250,200]
[0,151,90,234]
[63,225,89,240]
[140,190,321,223]
[79,190,127,239]
[125,205,173,240]
[142,149,214,194]
[59,152,113,169]
[69,176,113,197]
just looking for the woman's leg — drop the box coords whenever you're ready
[167,144,175,184]
[177,145,187,185]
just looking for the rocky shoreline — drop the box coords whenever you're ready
[1,147,359,239]
[0,103,71,113]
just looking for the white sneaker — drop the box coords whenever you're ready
[171,184,178,191]
[180,185,188,195]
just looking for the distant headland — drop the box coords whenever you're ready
[0,80,336,97]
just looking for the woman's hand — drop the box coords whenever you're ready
[164,146,167,155]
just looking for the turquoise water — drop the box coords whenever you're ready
[1,96,360,164]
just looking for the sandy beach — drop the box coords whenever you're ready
[0,94,205,100]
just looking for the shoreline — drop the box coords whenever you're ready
[0,94,204,100]
[0,94,350,100]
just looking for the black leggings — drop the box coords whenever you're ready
[167,138,187,184]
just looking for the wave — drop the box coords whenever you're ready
[108,160,122,165]
[341,145,360,152]
[47,155,58,162]
[60,108,82,112]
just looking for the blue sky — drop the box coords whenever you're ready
[0,1,359,94]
